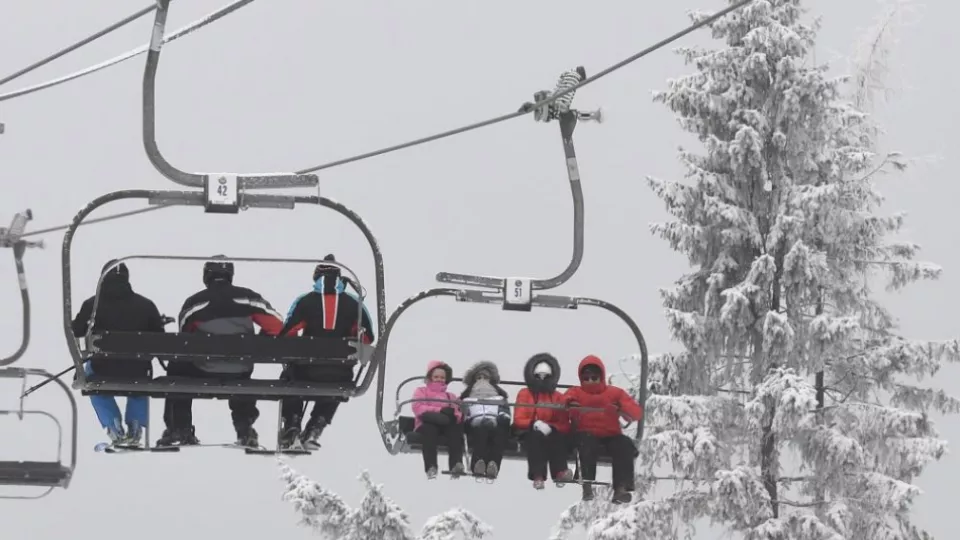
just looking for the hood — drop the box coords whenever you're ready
[425,360,453,382]
[462,360,501,387]
[578,354,607,392]
[99,265,133,299]
[523,352,561,393]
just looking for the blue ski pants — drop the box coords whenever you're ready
[83,361,148,430]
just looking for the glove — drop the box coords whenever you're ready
[533,420,552,435]
[440,407,457,421]
[421,412,450,426]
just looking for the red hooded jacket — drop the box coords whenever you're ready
[563,355,642,438]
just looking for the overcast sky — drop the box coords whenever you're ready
[1,1,957,538]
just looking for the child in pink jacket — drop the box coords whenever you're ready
[412,360,466,479]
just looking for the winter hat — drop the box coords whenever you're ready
[101,259,129,281]
[313,253,341,281]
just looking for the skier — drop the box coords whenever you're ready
[513,353,574,489]
[277,254,375,450]
[459,360,511,479]
[71,260,166,446]
[563,354,642,504]
[412,360,466,479]
[156,256,283,448]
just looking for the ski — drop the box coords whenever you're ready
[244,446,312,456]
[94,442,180,453]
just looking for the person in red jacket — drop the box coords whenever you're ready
[513,353,574,489]
[564,354,642,503]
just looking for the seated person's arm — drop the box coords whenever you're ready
[71,298,93,338]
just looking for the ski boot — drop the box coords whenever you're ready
[299,416,326,450]
[611,486,632,504]
[485,461,499,479]
[235,425,259,448]
[532,477,546,490]
[581,483,595,501]
[156,426,199,447]
[122,422,143,447]
[449,462,466,478]
[426,467,438,480]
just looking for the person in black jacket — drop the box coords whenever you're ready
[277,254,375,450]
[156,256,284,448]
[71,261,166,447]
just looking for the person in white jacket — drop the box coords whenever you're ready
[459,360,511,479]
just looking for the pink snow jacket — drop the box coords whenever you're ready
[412,360,462,431]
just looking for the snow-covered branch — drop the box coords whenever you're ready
[279,461,492,540]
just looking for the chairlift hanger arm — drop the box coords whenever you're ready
[62,189,388,399]
[436,74,596,293]
[0,211,42,367]
[143,0,317,190]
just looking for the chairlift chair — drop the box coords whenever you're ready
[373,80,649,471]
[0,368,78,499]
[61,197,387,454]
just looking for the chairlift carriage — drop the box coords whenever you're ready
[61,0,386,456]
[0,211,78,498]
[373,76,650,482]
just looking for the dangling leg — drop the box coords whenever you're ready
[522,430,548,488]
[444,421,466,477]
[576,432,601,501]
[546,430,573,482]
[467,423,490,475]
[416,422,440,478]
[485,418,509,478]
[606,435,637,504]
[84,361,124,441]
[123,396,149,446]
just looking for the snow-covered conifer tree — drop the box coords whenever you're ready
[279,461,492,540]
[555,1,958,538]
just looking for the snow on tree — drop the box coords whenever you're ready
[279,460,493,540]
[554,1,958,539]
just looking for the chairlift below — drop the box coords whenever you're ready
[0,367,78,499]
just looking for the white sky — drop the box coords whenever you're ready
[1,1,957,538]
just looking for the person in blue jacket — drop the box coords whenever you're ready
[277,254,376,450]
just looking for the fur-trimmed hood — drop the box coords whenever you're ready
[462,360,501,387]
[523,352,561,392]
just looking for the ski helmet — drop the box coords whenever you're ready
[203,254,234,286]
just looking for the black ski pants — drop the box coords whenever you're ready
[575,433,637,491]
[279,364,352,429]
[161,362,259,431]
[416,421,465,472]
[466,418,510,469]
[521,429,571,480]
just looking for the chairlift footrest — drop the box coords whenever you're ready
[244,448,312,456]
[0,461,72,486]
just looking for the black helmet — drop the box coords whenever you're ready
[203,254,234,286]
[312,253,340,281]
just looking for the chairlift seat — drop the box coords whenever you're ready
[396,415,628,464]
[0,461,72,487]
[81,375,356,400]
[87,331,359,364]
